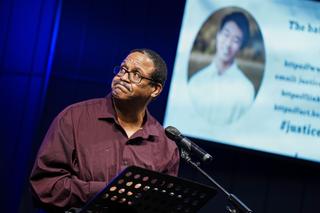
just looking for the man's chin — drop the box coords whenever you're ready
[222,54,235,62]
[112,89,131,100]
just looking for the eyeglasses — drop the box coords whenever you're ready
[113,66,157,84]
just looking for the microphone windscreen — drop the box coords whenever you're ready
[165,126,181,141]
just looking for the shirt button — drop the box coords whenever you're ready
[123,160,128,165]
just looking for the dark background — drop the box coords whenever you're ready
[1,0,319,212]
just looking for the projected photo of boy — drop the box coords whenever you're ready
[188,8,265,126]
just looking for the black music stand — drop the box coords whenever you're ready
[76,166,217,213]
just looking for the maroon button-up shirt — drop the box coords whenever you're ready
[30,94,180,211]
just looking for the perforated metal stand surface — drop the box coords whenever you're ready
[78,166,217,213]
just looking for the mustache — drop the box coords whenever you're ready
[114,79,132,92]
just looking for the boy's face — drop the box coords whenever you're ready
[216,20,243,64]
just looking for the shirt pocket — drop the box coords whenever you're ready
[78,142,117,182]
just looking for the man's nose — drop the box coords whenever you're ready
[120,71,130,82]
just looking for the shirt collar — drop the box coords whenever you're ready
[97,93,161,138]
[140,110,161,138]
[97,93,117,121]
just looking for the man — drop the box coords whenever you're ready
[188,12,255,125]
[30,49,180,212]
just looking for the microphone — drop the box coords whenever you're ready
[165,126,213,163]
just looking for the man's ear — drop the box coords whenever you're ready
[151,83,163,98]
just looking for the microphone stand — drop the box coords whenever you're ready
[180,149,253,213]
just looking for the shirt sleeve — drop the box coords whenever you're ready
[29,109,107,209]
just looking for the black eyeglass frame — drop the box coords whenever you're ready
[113,66,159,84]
